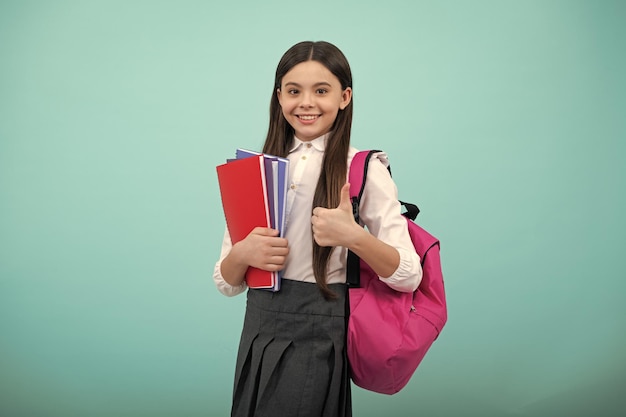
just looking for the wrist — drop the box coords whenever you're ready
[346,224,369,252]
[222,242,250,284]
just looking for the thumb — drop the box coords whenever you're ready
[337,183,352,211]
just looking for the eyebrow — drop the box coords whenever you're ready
[283,81,332,88]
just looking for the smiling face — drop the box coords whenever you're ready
[277,60,352,142]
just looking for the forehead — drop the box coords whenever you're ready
[281,60,341,87]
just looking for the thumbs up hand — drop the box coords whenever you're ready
[311,183,362,248]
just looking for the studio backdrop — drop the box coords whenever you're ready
[1,1,624,416]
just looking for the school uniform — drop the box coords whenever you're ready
[213,134,422,417]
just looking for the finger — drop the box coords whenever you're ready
[312,207,328,220]
[268,245,289,255]
[337,183,352,211]
[252,227,279,236]
[273,238,289,249]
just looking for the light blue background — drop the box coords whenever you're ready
[1,1,624,416]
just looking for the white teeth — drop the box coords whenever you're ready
[299,115,318,120]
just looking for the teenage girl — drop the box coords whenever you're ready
[213,40,422,417]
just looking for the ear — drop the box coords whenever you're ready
[339,87,352,110]
[276,88,283,105]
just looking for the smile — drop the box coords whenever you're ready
[297,115,320,121]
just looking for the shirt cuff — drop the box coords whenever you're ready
[213,261,247,297]
[378,247,423,293]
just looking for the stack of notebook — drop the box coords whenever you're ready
[216,149,289,291]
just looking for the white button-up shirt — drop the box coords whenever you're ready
[213,134,422,296]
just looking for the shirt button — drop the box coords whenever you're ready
[302,155,307,160]
[306,143,312,148]
[290,184,297,190]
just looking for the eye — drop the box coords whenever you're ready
[316,88,328,95]
[288,89,299,95]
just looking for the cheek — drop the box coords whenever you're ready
[278,100,291,115]
[280,102,296,116]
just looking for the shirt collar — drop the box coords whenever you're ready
[288,132,330,153]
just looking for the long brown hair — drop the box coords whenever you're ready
[263,41,353,299]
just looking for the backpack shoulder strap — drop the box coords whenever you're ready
[349,150,419,221]
[348,150,381,222]
[347,150,381,287]
[347,149,429,284]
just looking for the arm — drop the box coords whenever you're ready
[221,227,289,285]
[312,184,400,279]
[213,227,289,296]
[311,154,421,292]
[357,156,422,292]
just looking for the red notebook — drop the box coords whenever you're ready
[216,155,276,290]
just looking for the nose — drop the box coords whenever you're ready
[299,91,314,108]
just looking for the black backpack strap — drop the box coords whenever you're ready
[400,200,420,221]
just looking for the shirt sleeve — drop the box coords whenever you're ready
[357,152,423,293]
[213,228,248,297]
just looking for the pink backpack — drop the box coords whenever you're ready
[346,150,448,395]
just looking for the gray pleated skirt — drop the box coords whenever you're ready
[231,279,352,417]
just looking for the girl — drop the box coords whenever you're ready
[213,41,422,417]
